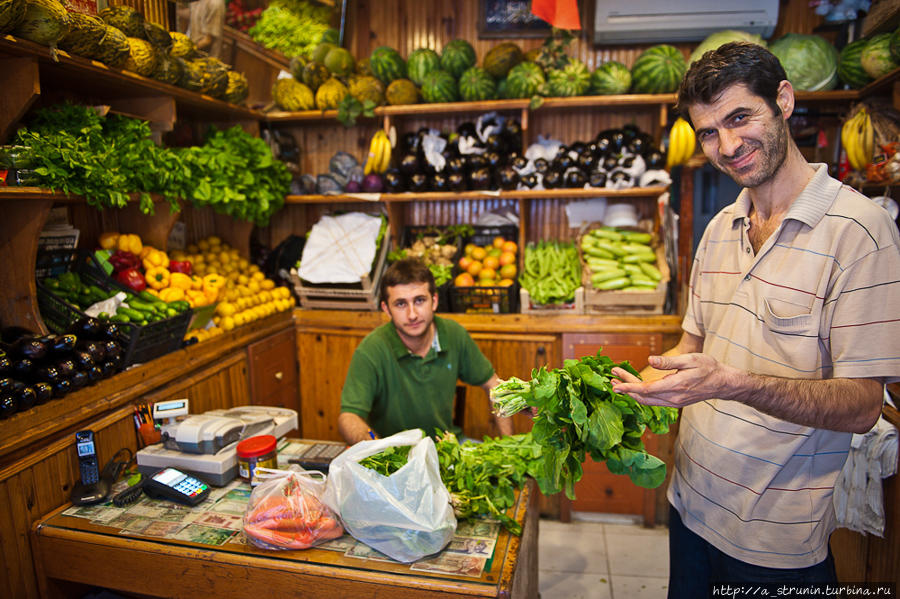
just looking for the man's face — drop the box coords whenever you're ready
[381,282,438,343]
[689,83,789,188]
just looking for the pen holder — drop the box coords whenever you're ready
[139,422,161,446]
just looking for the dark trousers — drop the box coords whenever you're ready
[667,505,837,599]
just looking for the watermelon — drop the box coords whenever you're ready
[590,61,631,95]
[421,69,458,103]
[483,42,523,79]
[441,38,476,78]
[369,45,406,84]
[630,44,687,94]
[891,26,900,64]
[505,61,545,98]
[547,58,590,97]
[860,33,898,80]
[496,77,508,99]
[458,66,496,101]
[406,48,441,86]
[838,39,874,89]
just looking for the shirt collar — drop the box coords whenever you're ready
[732,163,840,228]
[387,316,443,359]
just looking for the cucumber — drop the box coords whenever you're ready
[116,306,146,321]
[593,276,630,290]
[127,299,163,314]
[110,314,130,323]
[622,263,644,276]
[590,227,624,241]
[621,242,653,254]
[639,262,662,281]
[595,240,626,257]
[628,276,658,287]
[591,268,627,284]
[622,252,656,264]
[621,231,652,244]
[585,257,619,269]
[584,246,615,259]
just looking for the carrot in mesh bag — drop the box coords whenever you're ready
[242,467,344,550]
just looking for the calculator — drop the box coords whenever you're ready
[143,467,210,506]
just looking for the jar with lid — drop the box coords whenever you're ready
[236,435,277,485]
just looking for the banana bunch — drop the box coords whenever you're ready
[363,129,392,175]
[666,117,697,169]
[841,108,874,172]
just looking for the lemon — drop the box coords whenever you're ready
[248,280,260,294]
[237,274,249,285]
[249,264,260,273]
[207,235,221,246]
[217,302,236,317]
[233,313,246,326]
[260,278,275,290]
[222,316,235,331]
[197,239,210,251]
[251,271,264,281]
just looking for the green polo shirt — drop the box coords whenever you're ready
[340,316,494,437]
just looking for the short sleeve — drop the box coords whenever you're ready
[340,346,379,418]
[453,324,494,386]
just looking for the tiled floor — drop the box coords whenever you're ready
[538,512,670,599]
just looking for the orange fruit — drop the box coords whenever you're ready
[464,243,477,257]
[471,246,487,261]
[466,261,483,276]
[492,236,506,249]
[459,256,473,270]
[498,278,515,287]
[499,264,517,279]
[499,251,516,266]
[483,255,500,270]
[455,272,475,287]
[487,247,502,258]
[479,267,496,280]
[502,240,518,254]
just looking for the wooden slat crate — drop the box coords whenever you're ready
[582,244,669,315]
[291,237,390,311]
[519,286,584,314]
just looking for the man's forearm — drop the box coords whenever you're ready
[730,374,883,434]
[337,412,374,444]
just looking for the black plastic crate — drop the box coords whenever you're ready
[36,251,192,367]
[462,224,518,250]
[449,282,519,314]
[35,248,79,279]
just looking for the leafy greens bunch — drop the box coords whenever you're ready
[248,0,333,59]
[490,350,679,497]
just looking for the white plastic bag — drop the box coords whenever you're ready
[322,429,457,562]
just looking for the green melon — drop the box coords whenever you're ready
[368,45,406,84]
[496,76,508,99]
[630,44,687,94]
[385,78,419,105]
[590,61,631,95]
[142,21,171,52]
[123,36,158,77]
[406,48,441,86]
[99,5,143,38]
[458,66,496,101]
[169,31,196,59]
[440,38,476,78]
[324,46,355,76]
[59,12,105,58]
[12,0,69,47]
[349,75,385,105]
[311,41,336,64]
[315,76,349,109]
[421,69,458,103]
[860,33,898,80]
[0,0,27,34]
[547,58,590,97]
[891,26,900,64]
[483,42,523,79]
[95,24,129,67]
[272,77,315,111]
[356,57,373,76]
[505,61,545,98]
[301,61,330,91]
[320,28,339,45]
[838,39,874,89]
[224,70,249,104]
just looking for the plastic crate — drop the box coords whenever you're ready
[399,225,466,313]
[463,224,518,250]
[36,251,192,366]
[449,283,519,314]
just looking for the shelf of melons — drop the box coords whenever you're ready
[283,186,669,204]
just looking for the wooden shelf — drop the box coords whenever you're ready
[284,186,668,204]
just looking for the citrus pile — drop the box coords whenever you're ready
[453,236,518,287]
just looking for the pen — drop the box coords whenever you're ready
[367,429,375,439]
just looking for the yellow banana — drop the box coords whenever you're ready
[363,130,381,176]
[377,130,392,173]
[841,111,863,170]
[859,109,874,167]
[667,118,695,169]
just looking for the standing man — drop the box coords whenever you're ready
[339,258,513,444]
[612,42,900,595]
[177,0,226,60]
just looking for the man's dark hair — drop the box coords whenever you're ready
[380,257,436,304]
[676,42,787,124]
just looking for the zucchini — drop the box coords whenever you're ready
[590,269,627,285]
[593,276,630,290]
[639,262,663,281]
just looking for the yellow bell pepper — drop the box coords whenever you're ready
[99,232,119,250]
[158,287,185,302]
[185,289,209,308]
[190,275,204,290]
[169,272,193,291]
[117,233,143,255]
[145,266,170,290]
[142,248,169,272]
[202,273,225,290]
[203,286,220,304]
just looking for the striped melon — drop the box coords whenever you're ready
[547,58,590,97]
[860,33,898,80]
[99,5,143,39]
[123,36,158,77]
[406,48,441,86]
[272,77,315,111]
[505,61,545,98]
[315,77,349,109]
[458,66,496,101]
[12,0,70,47]
[59,12,105,58]
[440,38,476,78]
[301,61,330,91]
[323,46,355,77]
[349,75,385,106]
[630,44,686,94]
[224,70,249,104]
[891,26,900,63]
[0,0,27,34]
[838,39,874,89]
[169,31,196,59]
[590,61,631,95]
[95,24,130,67]
[483,42,523,79]
[421,69,458,103]
[142,21,171,52]
[151,52,183,85]
[369,45,406,84]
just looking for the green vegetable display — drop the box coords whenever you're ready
[247,0,333,60]
[490,350,678,497]
[518,240,580,305]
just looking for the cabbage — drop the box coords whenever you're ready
[689,30,767,65]
[769,33,839,91]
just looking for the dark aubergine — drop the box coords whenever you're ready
[627,136,647,155]
[484,151,503,169]
[446,156,466,174]
[69,370,89,390]
[408,173,428,192]
[468,167,491,190]
[570,141,587,156]
[72,350,95,371]
[456,121,477,139]
[554,153,574,171]
[543,169,563,188]
[0,394,15,419]
[429,172,449,191]
[602,156,619,171]
[100,322,122,342]
[50,334,78,355]
[447,172,466,191]
[577,152,596,172]
[55,359,76,378]
[100,361,117,378]
[595,137,611,155]
[497,167,519,190]
[0,351,9,376]
[589,171,608,187]
[12,381,36,411]
[519,173,538,188]
[609,130,626,152]
[564,168,587,189]
[12,358,33,378]
[86,365,103,383]
[466,154,487,172]
[0,377,13,395]
[398,153,420,175]
[33,365,61,385]
[77,340,106,363]
[68,316,102,340]
[609,170,632,185]
[485,134,505,154]
[400,131,420,155]
[511,155,528,172]
[11,336,49,361]
[645,150,665,170]
[103,340,123,361]
[533,158,550,174]
[33,381,52,404]
[619,156,636,169]
[383,169,405,193]
[52,379,71,398]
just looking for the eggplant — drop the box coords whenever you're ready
[33,381,52,405]
[627,136,647,155]
[429,172,449,191]
[485,133,505,154]
[33,365,61,385]
[11,336,50,361]
[103,340,123,361]
[589,171,608,188]
[12,358,33,379]
[55,359,76,378]
[457,121,477,139]
[68,316,102,340]
[570,141,587,156]
[608,170,633,188]
[447,172,466,191]
[577,152,596,172]
[446,156,466,175]
[645,150,665,170]
[398,153,420,175]
[52,379,71,398]
[543,169,563,189]
[0,394,15,419]
[602,156,619,171]
[553,153,574,171]
[564,168,588,189]
[408,173,428,192]
[484,151,503,169]
[400,131,420,155]
[69,370,89,390]
[12,381,36,411]
[100,361,117,378]
[609,130,626,152]
[622,123,640,142]
[100,322,122,341]
[619,156,636,169]
[383,169,405,193]
[0,351,9,376]
[519,172,538,189]
[72,350,95,371]
[511,155,528,173]
[50,334,78,355]
[86,365,103,383]
[468,167,491,190]
[595,132,611,150]
[466,154,487,172]
[77,340,106,363]
[533,158,550,175]
[497,166,519,190]
[0,377,13,395]
[502,119,522,149]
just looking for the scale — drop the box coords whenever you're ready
[136,401,298,486]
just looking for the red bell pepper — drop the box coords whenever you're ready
[115,267,147,292]
[168,260,193,275]
[109,250,141,273]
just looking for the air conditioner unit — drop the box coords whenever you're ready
[593,0,779,45]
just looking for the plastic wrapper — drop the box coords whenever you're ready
[242,467,344,550]
[322,429,457,563]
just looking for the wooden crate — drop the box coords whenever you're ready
[582,244,669,315]
[291,237,390,310]
[519,287,584,314]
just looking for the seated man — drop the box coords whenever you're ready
[338,257,512,444]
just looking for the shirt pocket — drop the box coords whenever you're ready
[762,296,814,333]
